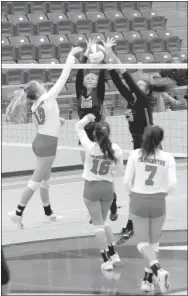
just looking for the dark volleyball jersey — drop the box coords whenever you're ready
[76,56,105,122]
[109,70,153,135]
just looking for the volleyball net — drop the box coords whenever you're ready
[1,63,188,174]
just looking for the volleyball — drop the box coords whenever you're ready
[88,44,105,64]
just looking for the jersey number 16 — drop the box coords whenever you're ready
[91,159,111,176]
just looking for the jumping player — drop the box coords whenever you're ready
[76,39,118,221]
[76,113,123,271]
[8,46,83,229]
[124,125,176,293]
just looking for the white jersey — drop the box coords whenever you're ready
[31,54,75,137]
[124,148,177,194]
[76,117,124,182]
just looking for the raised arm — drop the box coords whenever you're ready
[76,114,95,153]
[97,69,105,104]
[76,55,88,98]
[167,155,177,194]
[124,151,135,193]
[44,47,83,101]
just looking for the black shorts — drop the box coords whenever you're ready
[1,250,10,285]
[78,122,96,146]
[32,133,58,157]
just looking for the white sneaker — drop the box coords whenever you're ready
[42,213,63,223]
[156,269,170,294]
[101,260,114,271]
[141,280,154,292]
[8,211,24,229]
[110,253,121,266]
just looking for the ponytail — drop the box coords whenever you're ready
[95,122,117,163]
[6,90,27,123]
[141,126,164,159]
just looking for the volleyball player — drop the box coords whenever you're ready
[8,46,83,229]
[1,250,11,295]
[76,39,118,222]
[124,125,176,293]
[76,113,124,270]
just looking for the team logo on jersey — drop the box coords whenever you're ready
[81,96,93,109]
[125,108,134,122]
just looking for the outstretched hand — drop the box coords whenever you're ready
[85,38,97,57]
[70,46,83,56]
[102,37,116,52]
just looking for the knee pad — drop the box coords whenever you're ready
[28,180,41,192]
[94,225,105,233]
[41,179,50,189]
[151,242,159,252]
[137,242,149,253]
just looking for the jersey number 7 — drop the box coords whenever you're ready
[91,159,111,175]
[145,165,157,186]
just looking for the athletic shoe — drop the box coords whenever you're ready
[101,260,114,271]
[156,269,170,294]
[141,280,154,292]
[117,229,134,245]
[42,213,63,223]
[110,212,118,221]
[110,253,121,266]
[8,211,24,229]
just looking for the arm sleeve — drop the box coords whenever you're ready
[76,55,88,99]
[115,147,124,174]
[76,117,95,153]
[97,70,105,104]
[44,55,75,101]
[109,70,133,104]
[167,155,177,194]
[124,151,135,193]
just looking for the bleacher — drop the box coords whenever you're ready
[1,1,187,118]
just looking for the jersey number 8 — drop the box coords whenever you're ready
[91,159,111,175]
[34,107,45,125]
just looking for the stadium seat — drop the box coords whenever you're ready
[15,21,34,36]
[157,29,173,40]
[85,32,105,42]
[136,53,155,63]
[57,20,75,34]
[17,44,36,61]
[123,31,141,42]
[86,11,105,21]
[140,30,158,41]
[39,58,60,64]
[47,12,67,23]
[2,60,17,65]
[104,10,123,20]
[30,2,48,13]
[131,17,148,31]
[149,38,166,52]
[76,19,93,33]
[27,14,54,35]
[2,22,14,37]
[48,2,66,13]
[102,2,119,11]
[140,10,159,19]
[18,59,38,64]
[7,14,29,25]
[150,16,167,30]
[84,2,102,12]
[48,34,68,45]
[67,12,86,22]
[132,39,149,53]
[2,45,16,61]
[113,17,130,32]
[11,2,30,14]
[170,51,187,61]
[57,41,73,60]
[67,2,84,12]
[153,52,172,63]
[136,2,152,11]
[9,36,30,49]
[29,36,56,60]
[26,69,47,83]
[166,37,181,52]
[94,18,112,33]
[68,33,87,47]
[1,37,10,45]
[122,9,141,20]
[105,31,124,41]
[120,2,137,10]
[117,53,137,63]
[115,39,131,55]
[5,69,27,85]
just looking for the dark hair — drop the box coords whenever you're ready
[24,81,39,101]
[95,121,117,162]
[141,125,164,159]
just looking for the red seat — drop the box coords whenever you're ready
[122,9,141,20]
[140,30,158,41]
[153,52,172,63]
[123,31,141,43]
[113,17,130,32]
[136,53,155,63]
[132,39,149,54]
[150,16,167,30]
[149,38,166,53]
[131,17,148,31]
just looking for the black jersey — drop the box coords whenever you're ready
[109,70,153,135]
[76,56,105,122]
